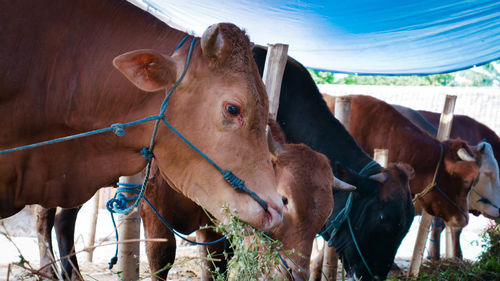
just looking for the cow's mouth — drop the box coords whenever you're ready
[262,205,283,231]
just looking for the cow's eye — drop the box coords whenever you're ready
[225,103,241,116]
[282,196,288,205]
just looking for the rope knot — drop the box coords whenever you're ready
[222,170,246,190]
[111,123,126,136]
[141,147,154,162]
[106,196,125,213]
[108,256,118,269]
[106,193,137,215]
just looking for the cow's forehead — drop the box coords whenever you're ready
[378,168,411,202]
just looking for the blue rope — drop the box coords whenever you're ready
[263,233,292,277]
[346,216,374,278]
[317,193,353,238]
[109,183,226,246]
[317,159,378,278]
[359,160,378,176]
[160,119,268,211]
[0,115,163,155]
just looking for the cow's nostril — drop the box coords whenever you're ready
[282,196,288,205]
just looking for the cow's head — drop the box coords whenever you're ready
[419,139,479,227]
[267,136,355,281]
[469,142,500,219]
[113,23,283,231]
[326,162,414,281]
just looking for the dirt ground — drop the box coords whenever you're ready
[0,205,494,280]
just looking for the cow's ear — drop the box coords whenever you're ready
[113,49,178,92]
[396,162,415,180]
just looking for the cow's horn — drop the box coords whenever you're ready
[333,176,356,191]
[477,142,486,153]
[457,148,475,162]
[201,24,224,58]
[369,172,389,184]
[267,130,285,156]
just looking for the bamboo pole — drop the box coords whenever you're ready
[334,97,351,130]
[83,191,100,262]
[408,95,457,276]
[320,96,353,281]
[117,173,142,281]
[262,44,289,121]
[373,149,389,168]
[321,245,338,281]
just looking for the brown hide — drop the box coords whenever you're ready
[1,0,283,230]
[324,95,479,227]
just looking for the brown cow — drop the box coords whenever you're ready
[392,105,500,260]
[1,0,283,232]
[323,94,479,228]
[142,123,353,281]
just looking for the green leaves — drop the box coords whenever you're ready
[204,206,293,280]
[307,60,500,87]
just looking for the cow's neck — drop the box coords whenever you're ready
[2,0,193,210]
[390,128,441,193]
[61,0,188,128]
[348,97,441,194]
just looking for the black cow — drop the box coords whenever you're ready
[253,47,415,281]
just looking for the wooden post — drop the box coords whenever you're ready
[117,173,142,281]
[321,246,338,281]
[373,149,388,168]
[438,96,457,259]
[334,97,351,130]
[83,191,100,262]
[319,96,353,281]
[408,95,457,276]
[262,44,289,120]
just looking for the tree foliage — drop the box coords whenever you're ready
[308,60,500,87]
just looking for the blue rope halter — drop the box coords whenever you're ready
[0,35,268,211]
[318,160,377,279]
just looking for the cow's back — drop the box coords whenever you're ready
[419,110,500,162]
[1,0,184,141]
[0,0,186,216]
